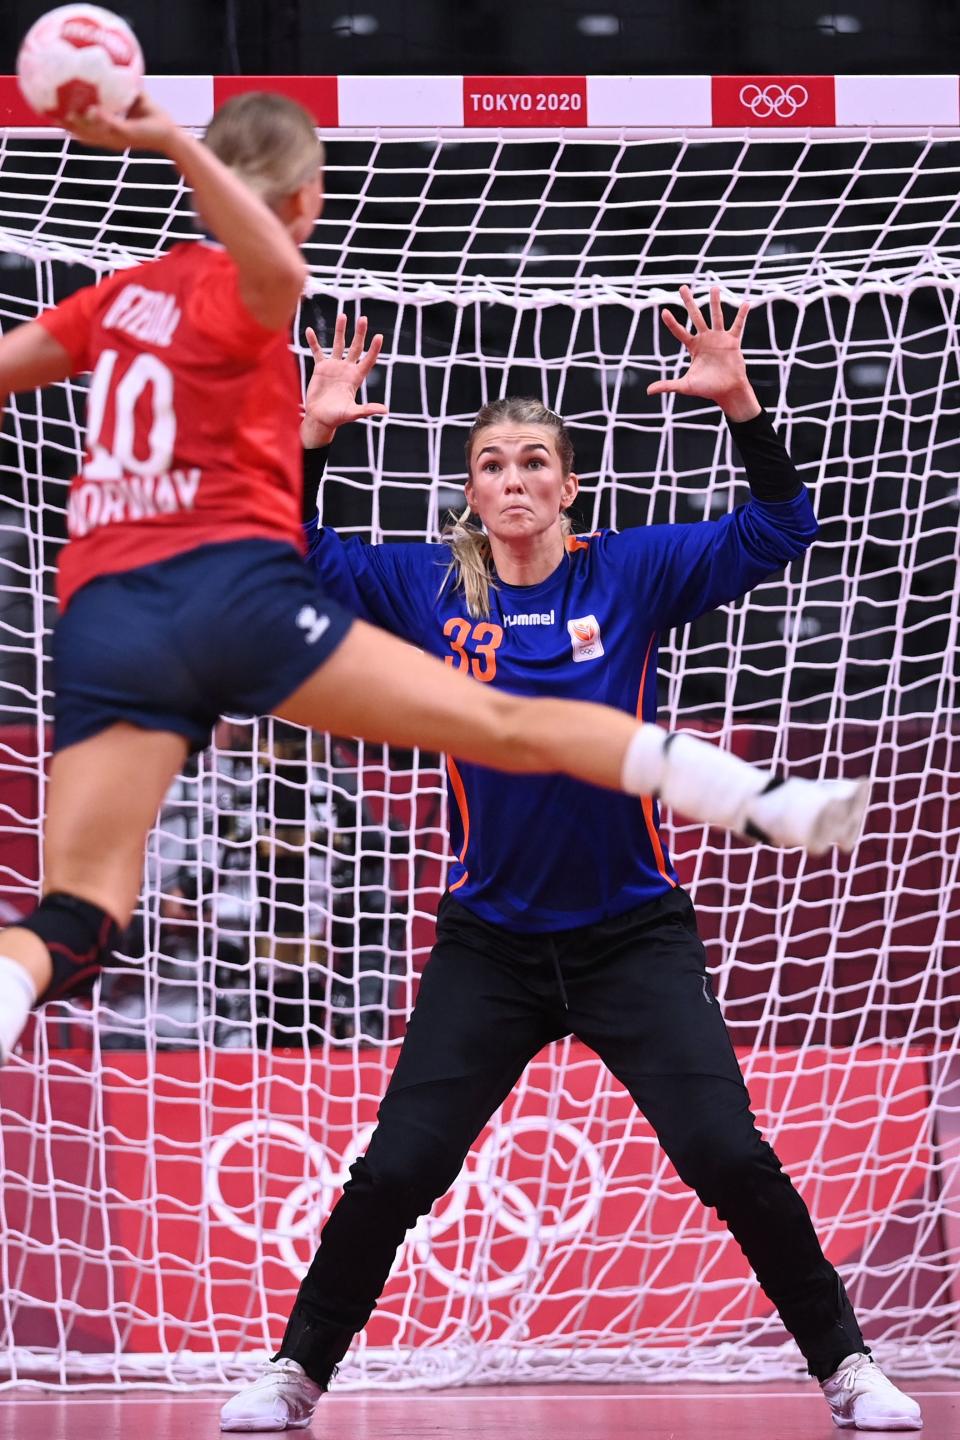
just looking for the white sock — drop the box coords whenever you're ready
[621,725,767,831]
[619,724,669,796]
[0,954,38,1064]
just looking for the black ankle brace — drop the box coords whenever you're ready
[19,892,121,1004]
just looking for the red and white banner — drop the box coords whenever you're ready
[214,74,339,128]
[712,75,836,127]
[463,76,588,127]
[1,74,959,129]
[0,1043,947,1358]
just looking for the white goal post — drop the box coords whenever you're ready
[0,72,958,1389]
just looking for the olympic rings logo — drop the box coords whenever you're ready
[738,83,809,119]
[204,1117,605,1297]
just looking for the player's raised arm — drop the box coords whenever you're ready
[299,313,387,528]
[647,287,806,512]
[64,92,309,331]
[633,284,817,627]
[647,285,804,508]
[301,314,388,450]
[298,315,432,641]
[300,315,387,521]
[647,284,760,421]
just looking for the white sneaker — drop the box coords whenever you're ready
[746,777,870,855]
[642,727,869,856]
[220,1359,323,1432]
[821,1353,923,1431]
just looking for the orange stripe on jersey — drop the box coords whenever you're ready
[565,531,601,553]
[446,755,471,892]
[636,632,677,889]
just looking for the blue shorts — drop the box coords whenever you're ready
[52,539,355,754]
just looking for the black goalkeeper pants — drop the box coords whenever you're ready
[278,887,865,1385]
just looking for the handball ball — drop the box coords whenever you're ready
[17,5,144,123]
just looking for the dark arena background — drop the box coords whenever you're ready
[0,3,958,1436]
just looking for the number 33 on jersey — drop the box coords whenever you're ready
[443,617,503,681]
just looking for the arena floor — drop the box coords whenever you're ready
[0,1381,957,1439]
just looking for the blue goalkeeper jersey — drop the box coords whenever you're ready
[304,446,817,931]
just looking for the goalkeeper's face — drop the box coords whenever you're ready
[465,425,579,547]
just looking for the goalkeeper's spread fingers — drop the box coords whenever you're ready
[345,315,369,363]
[329,313,348,359]
[679,284,708,332]
[730,300,751,339]
[660,306,695,348]
[357,332,384,377]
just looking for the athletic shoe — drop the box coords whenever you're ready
[821,1353,923,1430]
[220,1359,323,1432]
[745,777,869,855]
[646,727,869,855]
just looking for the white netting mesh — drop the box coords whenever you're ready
[0,127,959,1389]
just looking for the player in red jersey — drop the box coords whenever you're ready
[0,90,868,1067]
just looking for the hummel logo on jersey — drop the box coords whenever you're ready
[502,609,555,627]
[568,614,604,663]
[296,605,331,645]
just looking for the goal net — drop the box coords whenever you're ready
[0,92,959,1388]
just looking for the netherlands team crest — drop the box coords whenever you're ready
[567,614,604,663]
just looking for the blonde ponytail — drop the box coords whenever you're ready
[440,506,494,619]
[440,398,577,619]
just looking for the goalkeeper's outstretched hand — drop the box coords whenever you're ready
[301,314,388,449]
[647,283,761,422]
